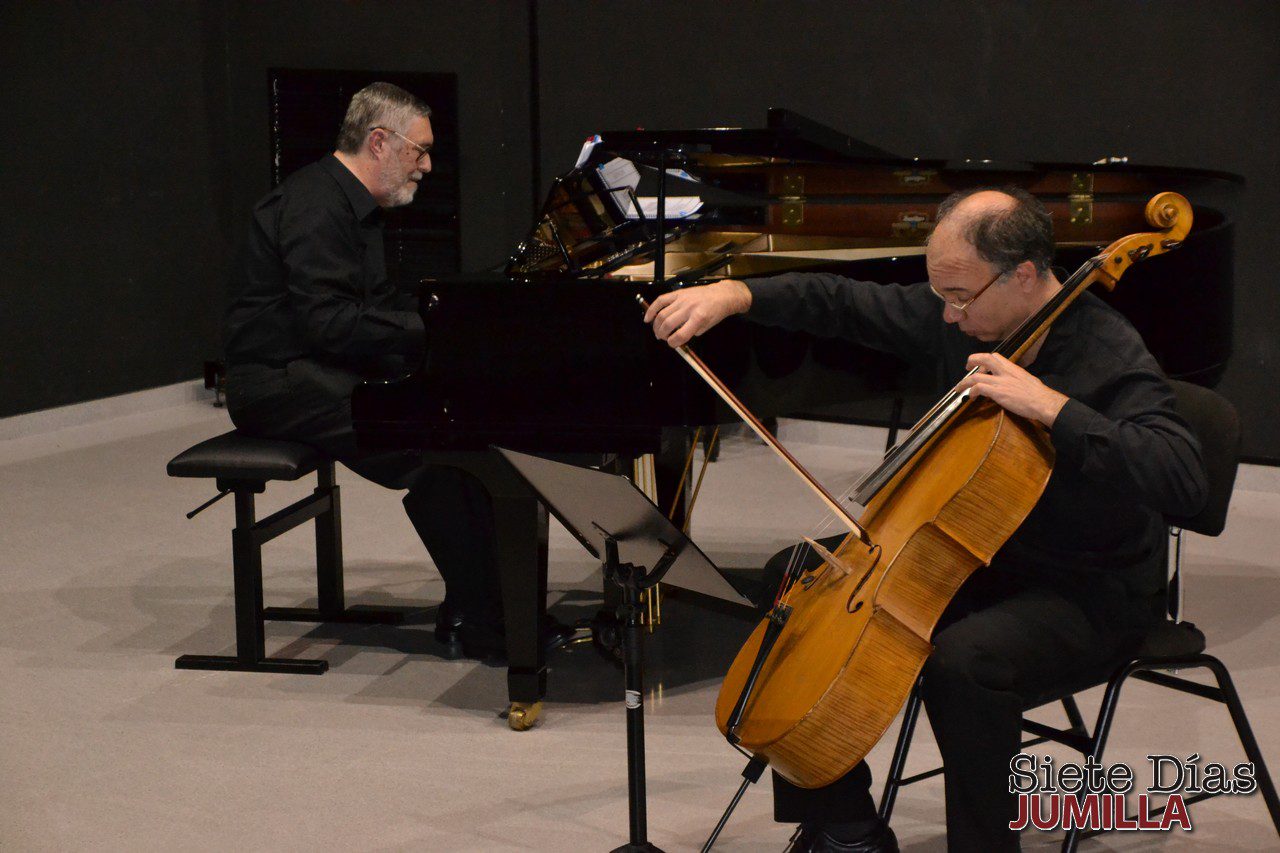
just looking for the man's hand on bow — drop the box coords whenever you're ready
[957,352,1069,427]
[644,279,752,348]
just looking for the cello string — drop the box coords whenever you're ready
[775,429,893,604]
[775,435,860,599]
[847,256,1102,503]
[647,258,1096,609]
[638,295,871,542]
[777,257,1108,606]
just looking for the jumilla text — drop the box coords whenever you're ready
[1007,754,1258,832]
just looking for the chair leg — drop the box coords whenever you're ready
[1061,691,1093,851]
[879,677,1069,825]
[262,465,409,626]
[1061,695,1088,736]
[1168,527,1184,623]
[232,500,266,661]
[1060,664,1138,853]
[1202,657,1280,836]
[314,463,344,615]
[177,489,328,674]
[879,679,925,822]
[875,654,1280,849]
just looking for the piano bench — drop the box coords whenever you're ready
[167,429,408,675]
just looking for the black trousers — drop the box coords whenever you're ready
[762,536,1159,852]
[226,360,501,622]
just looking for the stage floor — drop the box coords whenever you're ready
[2,397,1277,851]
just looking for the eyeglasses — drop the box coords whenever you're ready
[371,126,431,165]
[929,269,1004,314]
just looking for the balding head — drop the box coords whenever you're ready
[935,190,1017,233]
[925,186,1062,342]
[930,186,1055,278]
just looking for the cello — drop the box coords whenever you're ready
[645,192,1193,792]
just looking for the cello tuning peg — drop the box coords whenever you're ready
[1127,244,1152,263]
[1161,239,1184,251]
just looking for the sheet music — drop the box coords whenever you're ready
[597,157,642,217]
[583,152,705,220]
[628,196,703,220]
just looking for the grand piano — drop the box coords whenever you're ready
[353,109,1240,726]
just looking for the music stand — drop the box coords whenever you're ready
[496,448,746,852]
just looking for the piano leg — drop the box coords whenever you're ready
[421,451,551,729]
[654,427,693,533]
[492,486,550,730]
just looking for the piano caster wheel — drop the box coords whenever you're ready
[507,701,542,731]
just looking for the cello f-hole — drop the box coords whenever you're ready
[846,544,882,613]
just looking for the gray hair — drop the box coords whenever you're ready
[334,82,432,155]
[933,186,1055,276]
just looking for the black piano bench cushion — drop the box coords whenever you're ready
[167,430,325,482]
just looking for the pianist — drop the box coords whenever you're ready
[222,82,512,660]
[645,187,1205,852]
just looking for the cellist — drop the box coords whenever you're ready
[644,187,1208,853]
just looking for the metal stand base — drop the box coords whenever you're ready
[175,654,327,674]
[612,843,664,852]
[262,605,411,624]
[491,448,722,847]
[604,537,677,853]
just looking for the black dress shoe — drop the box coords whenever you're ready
[458,614,579,664]
[432,600,466,650]
[785,821,898,853]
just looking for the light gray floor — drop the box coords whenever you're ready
[1,400,1277,851]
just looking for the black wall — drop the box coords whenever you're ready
[4,1,1277,460]
[536,0,1280,461]
[1,0,533,420]
[3,3,228,419]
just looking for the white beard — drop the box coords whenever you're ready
[378,158,420,208]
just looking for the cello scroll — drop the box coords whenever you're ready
[1093,191,1192,289]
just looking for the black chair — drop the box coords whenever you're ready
[877,381,1280,850]
[168,429,408,674]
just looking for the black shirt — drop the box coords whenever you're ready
[745,272,1208,595]
[224,154,423,376]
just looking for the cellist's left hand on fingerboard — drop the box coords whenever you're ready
[959,353,1069,427]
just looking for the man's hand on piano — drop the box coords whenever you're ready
[644,279,753,348]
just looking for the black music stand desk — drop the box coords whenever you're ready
[496,447,747,852]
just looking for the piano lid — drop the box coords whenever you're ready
[590,108,899,166]
[507,109,1241,281]
[587,108,1242,199]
